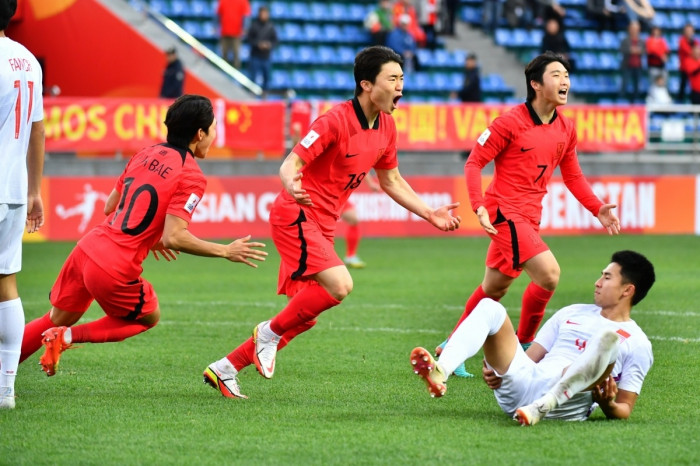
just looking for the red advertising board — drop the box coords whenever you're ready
[43,97,286,154]
[293,102,647,153]
[27,174,698,243]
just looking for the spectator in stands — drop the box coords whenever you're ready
[677,23,698,103]
[504,0,531,30]
[533,0,567,27]
[451,52,482,102]
[217,0,250,69]
[364,0,394,46]
[246,5,277,97]
[386,14,419,72]
[442,0,459,37]
[160,47,185,99]
[540,17,573,71]
[688,44,700,105]
[392,0,426,46]
[646,74,673,105]
[417,0,439,49]
[619,0,654,30]
[620,20,643,103]
[645,26,669,83]
[482,0,504,35]
[586,0,622,32]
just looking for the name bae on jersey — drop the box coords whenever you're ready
[134,151,173,179]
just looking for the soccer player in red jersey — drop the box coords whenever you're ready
[436,51,621,361]
[203,46,461,399]
[20,95,267,376]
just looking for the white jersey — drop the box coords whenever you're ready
[536,303,653,419]
[0,36,43,204]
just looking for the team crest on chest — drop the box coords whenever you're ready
[556,142,565,158]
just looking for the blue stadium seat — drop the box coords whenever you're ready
[494,29,512,47]
[449,72,463,90]
[169,0,189,17]
[190,0,213,17]
[336,46,356,65]
[565,30,583,49]
[299,45,319,65]
[600,31,619,49]
[304,23,323,43]
[329,3,349,22]
[288,2,308,21]
[460,6,481,24]
[322,23,344,43]
[201,20,217,39]
[317,45,338,65]
[290,70,313,89]
[430,72,453,91]
[341,25,369,44]
[309,2,328,21]
[416,49,435,68]
[669,11,687,29]
[331,70,354,91]
[280,22,304,42]
[406,72,432,91]
[182,20,204,38]
[270,70,291,90]
[347,4,369,22]
[148,0,170,15]
[269,1,287,20]
[312,70,334,90]
[274,44,296,64]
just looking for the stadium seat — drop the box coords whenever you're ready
[312,70,334,90]
[331,70,354,91]
[309,2,328,22]
[190,0,213,17]
[296,45,317,65]
[290,70,313,89]
[565,30,583,49]
[269,1,287,20]
[322,23,344,43]
[346,4,369,22]
[328,3,349,22]
[269,70,291,90]
[316,45,338,65]
[169,0,189,17]
[288,2,307,21]
[148,0,170,15]
[304,23,323,43]
[280,22,303,42]
[495,29,512,47]
[274,44,296,64]
[336,46,356,65]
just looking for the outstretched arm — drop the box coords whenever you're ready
[375,167,461,231]
[162,214,267,267]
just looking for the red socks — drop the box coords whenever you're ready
[450,285,492,336]
[346,224,360,257]
[517,282,554,344]
[70,316,156,344]
[20,312,55,362]
[227,319,318,372]
[269,285,340,335]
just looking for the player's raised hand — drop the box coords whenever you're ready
[476,206,497,235]
[428,202,462,231]
[151,240,179,261]
[287,172,312,206]
[25,194,44,233]
[597,204,621,235]
[225,235,268,267]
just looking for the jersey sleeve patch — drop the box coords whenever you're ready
[300,130,320,148]
[184,193,201,214]
[477,128,491,146]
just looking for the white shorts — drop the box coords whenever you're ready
[489,345,565,417]
[489,345,594,421]
[0,204,27,275]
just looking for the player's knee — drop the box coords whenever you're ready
[327,280,353,301]
[539,269,560,291]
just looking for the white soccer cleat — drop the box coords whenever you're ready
[0,387,15,410]
[203,363,247,399]
[514,396,555,426]
[344,256,366,269]
[253,321,280,379]
[410,347,447,398]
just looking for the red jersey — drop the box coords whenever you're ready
[645,36,669,68]
[687,57,700,92]
[271,97,398,235]
[465,102,602,225]
[678,35,698,73]
[217,0,251,37]
[78,144,206,281]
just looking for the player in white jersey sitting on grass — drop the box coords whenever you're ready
[410,250,655,425]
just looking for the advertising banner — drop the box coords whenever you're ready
[293,103,647,153]
[43,97,286,154]
[29,174,697,242]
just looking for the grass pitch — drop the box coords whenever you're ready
[3,235,699,465]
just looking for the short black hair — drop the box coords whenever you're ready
[353,46,403,97]
[611,250,656,306]
[164,95,214,149]
[524,51,570,103]
[0,0,17,31]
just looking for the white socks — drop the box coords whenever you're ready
[546,329,620,407]
[438,298,507,378]
[0,298,24,396]
[215,357,238,375]
[258,321,281,342]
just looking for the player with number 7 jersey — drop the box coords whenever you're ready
[435,52,622,363]
[20,96,267,377]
